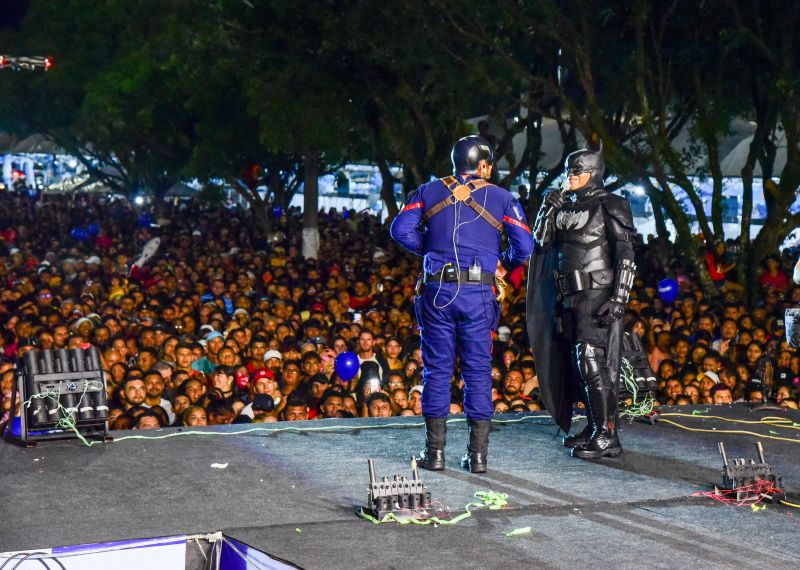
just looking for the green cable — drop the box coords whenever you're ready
[112,414,555,443]
[619,357,655,420]
[356,490,508,525]
[15,391,556,447]
[22,386,101,447]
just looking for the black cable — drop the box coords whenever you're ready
[0,553,27,570]
[10,553,37,570]
[42,555,65,570]
[0,553,64,570]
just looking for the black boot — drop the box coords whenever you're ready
[572,374,622,459]
[461,419,490,473]
[416,416,447,471]
[563,388,593,448]
[562,423,592,448]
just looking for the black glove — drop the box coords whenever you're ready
[544,190,565,211]
[596,298,626,324]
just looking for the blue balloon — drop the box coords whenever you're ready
[86,222,100,237]
[334,351,360,381]
[272,205,284,217]
[657,278,679,304]
[138,214,153,228]
[70,228,81,240]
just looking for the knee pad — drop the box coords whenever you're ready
[575,341,605,383]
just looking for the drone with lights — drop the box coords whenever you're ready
[0,54,53,71]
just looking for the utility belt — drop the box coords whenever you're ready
[553,268,613,299]
[423,265,496,286]
[422,268,495,285]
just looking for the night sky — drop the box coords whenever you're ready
[0,0,29,31]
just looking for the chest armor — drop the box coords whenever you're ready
[555,199,612,273]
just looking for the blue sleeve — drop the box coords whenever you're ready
[500,197,534,269]
[390,188,425,256]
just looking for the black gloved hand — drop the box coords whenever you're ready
[596,299,626,324]
[544,190,565,211]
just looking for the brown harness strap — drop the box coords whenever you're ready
[423,176,460,220]
[441,175,460,191]
[423,178,501,232]
[464,193,504,231]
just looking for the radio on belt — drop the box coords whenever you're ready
[468,259,482,282]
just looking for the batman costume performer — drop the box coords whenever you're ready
[787,258,800,348]
[526,143,636,459]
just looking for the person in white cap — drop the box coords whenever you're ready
[263,350,283,376]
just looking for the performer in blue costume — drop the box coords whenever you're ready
[390,136,533,473]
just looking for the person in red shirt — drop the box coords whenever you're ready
[704,240,739,292]
[760,254,790,293]
[348,280,373,311]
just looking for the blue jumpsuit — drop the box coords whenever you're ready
[390,175,534,420]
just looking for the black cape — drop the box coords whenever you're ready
[526,241,574,432]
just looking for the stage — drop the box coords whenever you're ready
[2,405,800,569]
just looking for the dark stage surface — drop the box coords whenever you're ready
[2,405,800,569]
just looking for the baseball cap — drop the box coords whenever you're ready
[252,394,275,412]
[206,331,224,342]
[252,368,275,383]
[410,385,423,395]
[496,326,511,342]
[263,349,282,362]
[699,371,720,384]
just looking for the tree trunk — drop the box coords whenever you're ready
[303,147,320,260]
[251,202,272,238]
[642,181,670,242]
[377,158,399,220]
[656,180,719,297]
[739,164,755,301]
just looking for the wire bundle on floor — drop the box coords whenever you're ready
[657,412,800,445]
[357,490,508,525]
[693,480,790,507]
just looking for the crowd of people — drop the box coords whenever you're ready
[0,190,798,434]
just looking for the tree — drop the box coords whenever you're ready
[0,1,201,206]
[440,0,800,297]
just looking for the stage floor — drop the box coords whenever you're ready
[2,405,800,569]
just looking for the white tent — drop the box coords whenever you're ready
[719,131,787,177]
[11,133,63,154]
[165,182,198,198]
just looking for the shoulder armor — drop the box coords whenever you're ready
[601,194,635,240]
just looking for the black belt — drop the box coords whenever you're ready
[554,268,613,298]
[424,270,495,285]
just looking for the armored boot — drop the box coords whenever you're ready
[563,387,593,448]
[572,373,622,459]
[416,416,447,471]
[461,418,490,473]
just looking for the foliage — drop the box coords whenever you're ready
[1,0,799,292]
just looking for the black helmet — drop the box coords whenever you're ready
[565,141,605,189]
[451,136,493,174]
